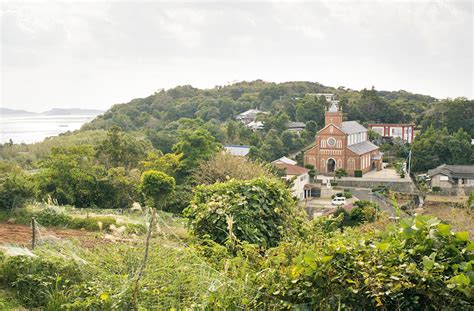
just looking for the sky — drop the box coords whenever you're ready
[1,0,473,112]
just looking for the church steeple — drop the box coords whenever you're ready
[325,101,343,127]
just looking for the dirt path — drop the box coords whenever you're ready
[0,223,93,246]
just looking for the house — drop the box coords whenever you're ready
[287,121,306,133]
[247,120,264,131]
[235,109,268,125]
[368,123,415,144]
[428,164,474,191]
[273,156,297,165]
[272,161,310,200]
[304,101,383,176]
[224,145,250,157]
[308,93,337,102]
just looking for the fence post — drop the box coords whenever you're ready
[31,217,36,250]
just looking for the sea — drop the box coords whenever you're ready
[0,114,100,144]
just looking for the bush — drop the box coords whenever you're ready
[0,255,82,308]
[354,170,363,177]
[35,207,117,231]
[343,189,353,199]
[0,172,35,209]
[36,208,72,227]
[70,216,117,231]
[125,223,147,235]
[351,200,379,223]
[184,177,304,247]
[432,186,441,193]
[260,216,474,309]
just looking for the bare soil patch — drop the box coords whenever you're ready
[0,223,96,246]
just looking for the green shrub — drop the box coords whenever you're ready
[432,186,441,193]
[36,208,72,227]
[0,172,35,209]
[343,189,353,199]
[185,177,304,247]
[35,207,117,231]
[125,223,147,235]
[0,255,82,308]
[260,216,474,309]
[351,200,379,223]
[70,216,117,231]
[354,170,362,177]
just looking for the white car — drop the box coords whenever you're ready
[331,197,347,206]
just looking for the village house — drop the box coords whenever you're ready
[304,102,383,176]
[272,157,309,200]
[308,93,337,102]
[224,145,250,157]
[235,109,268,125]
[287,121,306,133]
[428,164,474,195]
[368,123,415,144]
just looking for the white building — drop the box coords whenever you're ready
[428,164,474,189]
[309,93,337,102]
[272,161,310,200]
[224,145,250,157]
[368,123,415,144]
[235,109,268,125]
[273,156,297,165]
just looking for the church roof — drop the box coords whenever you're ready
[341,121,367,134]
[347,140,379,155]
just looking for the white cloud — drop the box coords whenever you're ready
[1,0,472,111]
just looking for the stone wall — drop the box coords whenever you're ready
[324,178,416,193]
[433,186,474,196]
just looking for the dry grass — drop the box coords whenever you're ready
[420,201,474,238]
[425,195,466,204]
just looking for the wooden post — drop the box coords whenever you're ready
[31,217,36,250]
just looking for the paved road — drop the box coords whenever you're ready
[350,188,398,217]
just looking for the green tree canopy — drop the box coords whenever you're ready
[96,126,152,169]
[172,128,221,172]
[140,170,176,209]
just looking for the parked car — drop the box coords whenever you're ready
[331,197,346,206]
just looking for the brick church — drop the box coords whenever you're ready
[304,102,383,176]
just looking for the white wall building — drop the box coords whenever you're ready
[272,161,310,200]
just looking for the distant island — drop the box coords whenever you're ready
[0,107,104,115]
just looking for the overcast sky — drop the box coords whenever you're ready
[1,0,473,112]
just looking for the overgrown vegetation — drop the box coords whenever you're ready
[1,81,473,309]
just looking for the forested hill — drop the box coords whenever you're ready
[83,80,439,134]
[78,80,471,162]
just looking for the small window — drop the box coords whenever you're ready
[440,176,449,181]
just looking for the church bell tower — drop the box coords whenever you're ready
[324,101,343,128]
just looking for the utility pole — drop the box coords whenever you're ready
[31,217,36,250]
[407,150,412,176]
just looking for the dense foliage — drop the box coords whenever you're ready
[75,80,448,164]
[261,216,473,309]
[185,177,304,247]
[1,212,472,309]
[411,127,473,172]
[192,152,276,185]
[140,170,176,209]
